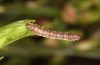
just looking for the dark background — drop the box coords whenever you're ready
[0,0,100,65]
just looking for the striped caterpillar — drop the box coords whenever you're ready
[27,22,80,41]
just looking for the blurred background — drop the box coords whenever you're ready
[0,0,100,65]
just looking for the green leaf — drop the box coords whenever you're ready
[0,20,35,49]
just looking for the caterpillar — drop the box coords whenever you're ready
[27,22,81,41]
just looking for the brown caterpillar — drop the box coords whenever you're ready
[27,22,80,41]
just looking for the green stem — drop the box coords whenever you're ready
[0,20,35,49]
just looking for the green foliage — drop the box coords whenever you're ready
[0,20,35,49]
[0,56,4,60]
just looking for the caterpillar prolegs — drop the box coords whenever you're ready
[27,22,81,41]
